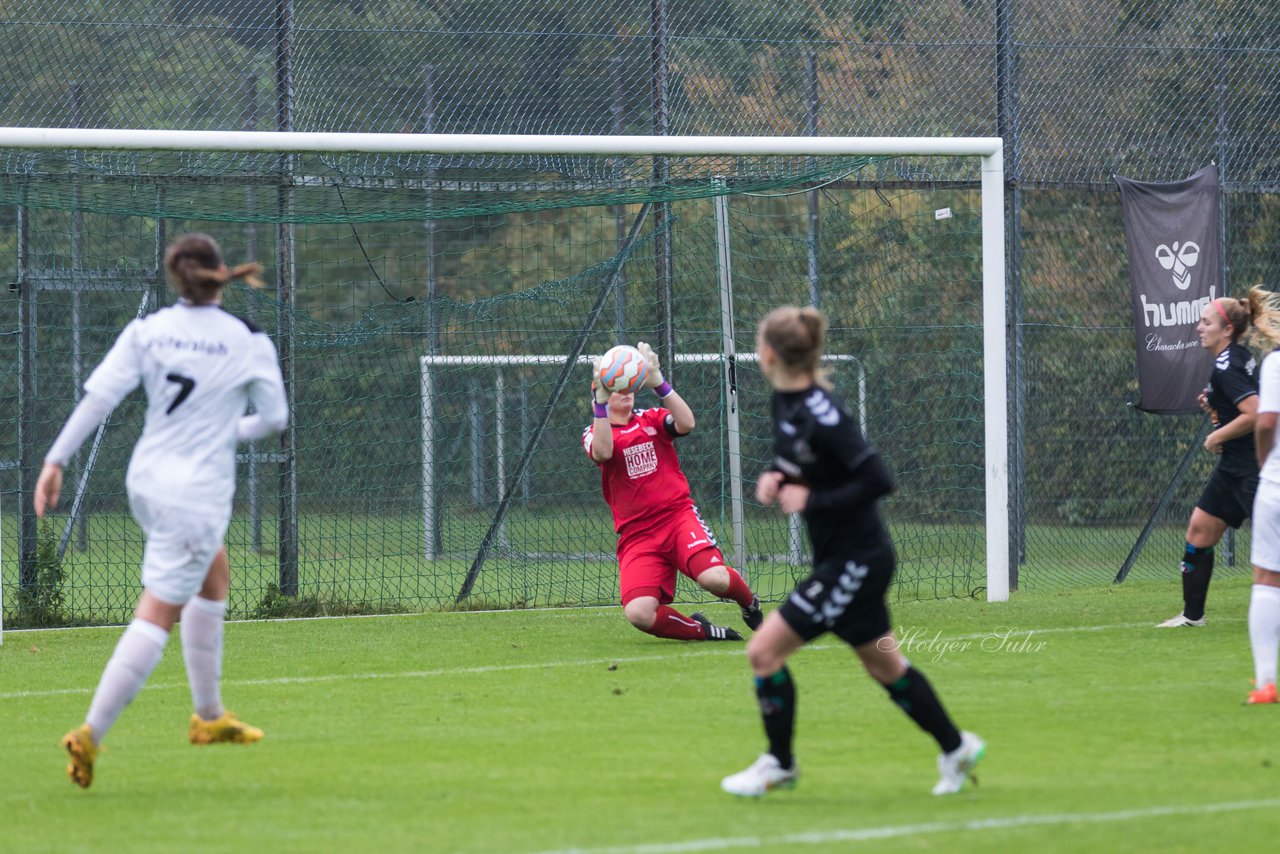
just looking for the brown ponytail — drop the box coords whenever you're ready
[164,233,264,304]
[1215,296,1251,341]
[759,305,830,384]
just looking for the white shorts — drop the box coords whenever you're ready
[1250,481,1280,573]
[128,492,230,605]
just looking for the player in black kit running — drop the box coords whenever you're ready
[720,305,984,798]
[1159,297,1260,628]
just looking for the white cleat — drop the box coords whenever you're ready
[1156,613,1206,628]
[720,753,798,797]
[932,731,985,795]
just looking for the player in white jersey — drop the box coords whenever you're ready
[1247,287,1280,704]
[33,233,289,787]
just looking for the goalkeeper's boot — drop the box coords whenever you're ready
[62,724,98,789]
[189,711,264,745]
[1157,613,1206,628]
[741,595,764,631]
[1247,683,1279,705]
[690,612,743,641]
[932,730,985,795]
[721,753,798,797]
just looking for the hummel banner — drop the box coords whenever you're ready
[1117,165,1221,414]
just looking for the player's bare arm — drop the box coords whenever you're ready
[589,356,614,462]
[636,341,694,434]
[661,389,696,435]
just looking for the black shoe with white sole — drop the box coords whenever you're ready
[691,612,744,641]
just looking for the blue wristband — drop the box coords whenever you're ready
[655,381,673,398]
[593,401,609,419]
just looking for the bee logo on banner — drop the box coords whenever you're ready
[1116,165,1221,414]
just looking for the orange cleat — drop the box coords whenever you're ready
[189,711,264,745]
[61,724,98,789]
[1246,683,1279,705]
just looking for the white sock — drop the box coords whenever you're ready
[181,596,227,721]
[84,619,169,744]
[1249,584,1280,687]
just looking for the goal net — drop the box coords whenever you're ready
[0,131,1005,629]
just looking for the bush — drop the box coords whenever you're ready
[11,519,73,628]
[249,582,407,619]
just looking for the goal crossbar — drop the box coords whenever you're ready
[0,128,1002,159]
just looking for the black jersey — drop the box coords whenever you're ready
[1207,342,1259,476]
[770,385,895,562]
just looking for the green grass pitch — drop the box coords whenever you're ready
[2,577,1277,853]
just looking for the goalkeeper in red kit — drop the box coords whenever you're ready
[584,341,763,641]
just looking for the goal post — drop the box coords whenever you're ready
[0,128,1008,616]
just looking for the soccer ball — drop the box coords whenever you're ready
[597,344,649,395]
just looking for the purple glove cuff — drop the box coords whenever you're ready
[593,401,610,419]
[654,381,674,398]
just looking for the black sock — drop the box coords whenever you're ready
[754,667,795,770]
[886,666,962,754]
[1181,543,1215,621]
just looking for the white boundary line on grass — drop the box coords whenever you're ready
[2,646,746,700]
[1,604,623,633]
[0,617,1240,702]
[529,798,1280,854]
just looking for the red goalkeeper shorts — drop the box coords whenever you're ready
[616,504,725,606]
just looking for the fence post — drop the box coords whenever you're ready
[495,367,507,549]
[469,379,485,507]
[1216,32,1236,567]
[805,48,821,309]
[713,188,746,572]
[69,81,89,552]
[613,55,629,342]
[651,0,674,375]
[275,0,299,596]
[997,0,1024,584]
[17,193,37,592]
[240,71,265,552]
[421,63,442,558]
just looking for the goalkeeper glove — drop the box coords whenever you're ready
[636,341,672,397]
[591,356,611,412]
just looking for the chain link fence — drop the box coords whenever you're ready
[3,1,1279,624]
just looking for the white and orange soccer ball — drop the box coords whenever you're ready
[596,344,649,395]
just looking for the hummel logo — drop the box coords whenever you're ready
[805,390,840,426]
[1155,240,1200,291]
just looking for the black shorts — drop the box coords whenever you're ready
[777,549,895,647]
[1196,465,1259,530]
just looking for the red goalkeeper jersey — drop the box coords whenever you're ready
[582,407,693,536]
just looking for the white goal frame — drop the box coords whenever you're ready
[419,351,869,571]
[0,129,1007,607]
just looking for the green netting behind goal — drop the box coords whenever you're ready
[1,150,984,625]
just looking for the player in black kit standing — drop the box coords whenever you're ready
[720,305,984,798]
